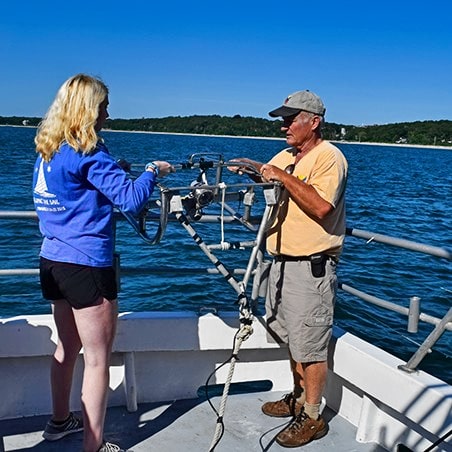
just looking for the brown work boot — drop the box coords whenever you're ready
[276,410,328,447]
[261,393,303,418]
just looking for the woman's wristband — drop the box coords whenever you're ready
[145,162,160,177]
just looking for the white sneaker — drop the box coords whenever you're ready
[98,441,130,452]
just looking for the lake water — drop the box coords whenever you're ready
[0,125,451,384]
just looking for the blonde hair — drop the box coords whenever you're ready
[35,74,109,161]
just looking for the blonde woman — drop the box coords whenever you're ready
[33,74,174,452]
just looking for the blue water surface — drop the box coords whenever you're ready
[0,126,451,384]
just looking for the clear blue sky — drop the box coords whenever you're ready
[1,1,451,125]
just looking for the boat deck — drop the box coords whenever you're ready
[1,390,387,452]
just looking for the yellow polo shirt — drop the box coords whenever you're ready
[266,141,348,258]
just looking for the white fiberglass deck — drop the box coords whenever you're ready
[1,312,451,452]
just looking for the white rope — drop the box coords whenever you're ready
[208,282,255,450]
[206,181,260,449]
[208,280,254,450]
[208,321,253,451]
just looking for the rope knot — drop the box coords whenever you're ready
[236,323,253,341]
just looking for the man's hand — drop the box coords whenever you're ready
[227,158,262,177]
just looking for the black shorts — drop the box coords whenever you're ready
[39,257,118,309]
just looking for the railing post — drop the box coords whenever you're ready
[124,352,138,412]
[407,296,420,333]
[398,307,452,374]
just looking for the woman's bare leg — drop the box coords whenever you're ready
[51,300,82,421]
[73,297,118,452]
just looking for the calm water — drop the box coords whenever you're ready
[0,125,451,384]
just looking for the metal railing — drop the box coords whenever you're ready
[0,209,451,375]
[343,227,451,373]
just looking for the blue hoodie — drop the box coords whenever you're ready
[33,141,156,267]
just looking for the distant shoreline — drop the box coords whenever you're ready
[2,124,451,150]
[103,128,452,150]
[101,128,452,150]
[331,140,452,150]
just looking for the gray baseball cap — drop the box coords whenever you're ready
[269,90,326,117]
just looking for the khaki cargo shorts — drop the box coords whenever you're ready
[265,258,337,363]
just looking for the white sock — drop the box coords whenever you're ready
[303,402,321,420]
[293,386,305,405]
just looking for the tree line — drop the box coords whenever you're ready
[1,115,451,147]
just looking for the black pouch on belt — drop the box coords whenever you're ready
[310,254,327,278]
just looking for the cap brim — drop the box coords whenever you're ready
[268,106,302,118]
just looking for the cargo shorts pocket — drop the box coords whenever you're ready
[298,314,333,361]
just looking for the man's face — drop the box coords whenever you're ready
[281,111,319,147]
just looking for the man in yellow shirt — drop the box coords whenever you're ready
[231,90,348,447]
